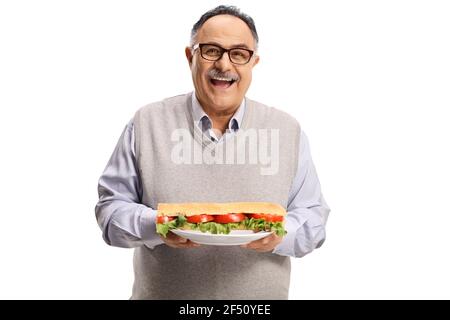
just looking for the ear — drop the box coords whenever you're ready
[252,55,260,67]
[185,46,193,66]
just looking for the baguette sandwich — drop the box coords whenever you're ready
[156,202,287,237]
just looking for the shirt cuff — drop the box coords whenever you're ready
[139,208,164,249]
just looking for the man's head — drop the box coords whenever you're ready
[185,6,260,114]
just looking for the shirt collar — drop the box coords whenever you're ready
[191,92,245,133]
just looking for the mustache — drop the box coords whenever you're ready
[207,69,240,81]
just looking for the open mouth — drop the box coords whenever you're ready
[210,78,236,89]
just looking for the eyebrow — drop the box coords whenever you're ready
[231,43,251,49]
[206,41,253,50]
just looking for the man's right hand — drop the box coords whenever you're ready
[160,232,201,248]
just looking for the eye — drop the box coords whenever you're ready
[230,49,250,62]
[231,50,246,58]
[203,46,221,57]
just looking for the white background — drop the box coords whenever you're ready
[0,0,449,299]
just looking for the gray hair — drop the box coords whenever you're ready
[190,5,259,49]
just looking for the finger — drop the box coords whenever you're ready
[162,234,201,248]
[253,247,273,252]
[165,233,194,245]
[185,240,201,247]
[246,234,274,248]
[165,240,200,249]
[244,241,265,250]
[247,242,276,252]
[166,232,187,242]
[244,234,280,250]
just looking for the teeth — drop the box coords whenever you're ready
[212,77,234,82]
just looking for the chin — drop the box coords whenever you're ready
[208,92,241,107]
[211,98,239,110]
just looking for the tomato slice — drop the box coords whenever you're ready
[186,214,215,223]
[156,216,175,224]
[214,213,246,224]
[247,213,283,222]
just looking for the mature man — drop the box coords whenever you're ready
[95,5,330,299]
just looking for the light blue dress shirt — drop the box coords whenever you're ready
[95,94,330,258]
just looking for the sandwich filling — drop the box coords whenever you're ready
[156,213,286,237]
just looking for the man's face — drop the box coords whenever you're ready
[186,14,259,113]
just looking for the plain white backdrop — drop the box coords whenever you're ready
[0,0,449,299]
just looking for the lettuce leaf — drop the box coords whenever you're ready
[156,216,287,237]
[156,219,178,237]
[244,218,287,237]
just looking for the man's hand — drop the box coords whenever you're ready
[240,233,283,252]
[160,231,201,249]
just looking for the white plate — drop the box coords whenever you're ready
[171,229,273,246]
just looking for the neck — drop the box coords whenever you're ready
[198,100,240,134]
[205,108,236,133]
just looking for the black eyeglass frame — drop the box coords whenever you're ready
[192,43,255,65]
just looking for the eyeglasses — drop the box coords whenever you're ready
[192,43,254,65]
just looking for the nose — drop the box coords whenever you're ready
[214,51,233,71]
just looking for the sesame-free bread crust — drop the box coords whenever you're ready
[157,202,286,217]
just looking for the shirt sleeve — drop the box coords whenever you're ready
[272,130,330,258]
[95,119,164,249]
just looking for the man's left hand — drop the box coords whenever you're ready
[240,233,283,252]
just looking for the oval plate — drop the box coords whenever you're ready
[171,229,273,246]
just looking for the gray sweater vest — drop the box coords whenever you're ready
[132,93,300,299]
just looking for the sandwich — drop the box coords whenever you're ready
[156,202,287,237]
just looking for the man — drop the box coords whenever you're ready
[95,5,330,299]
